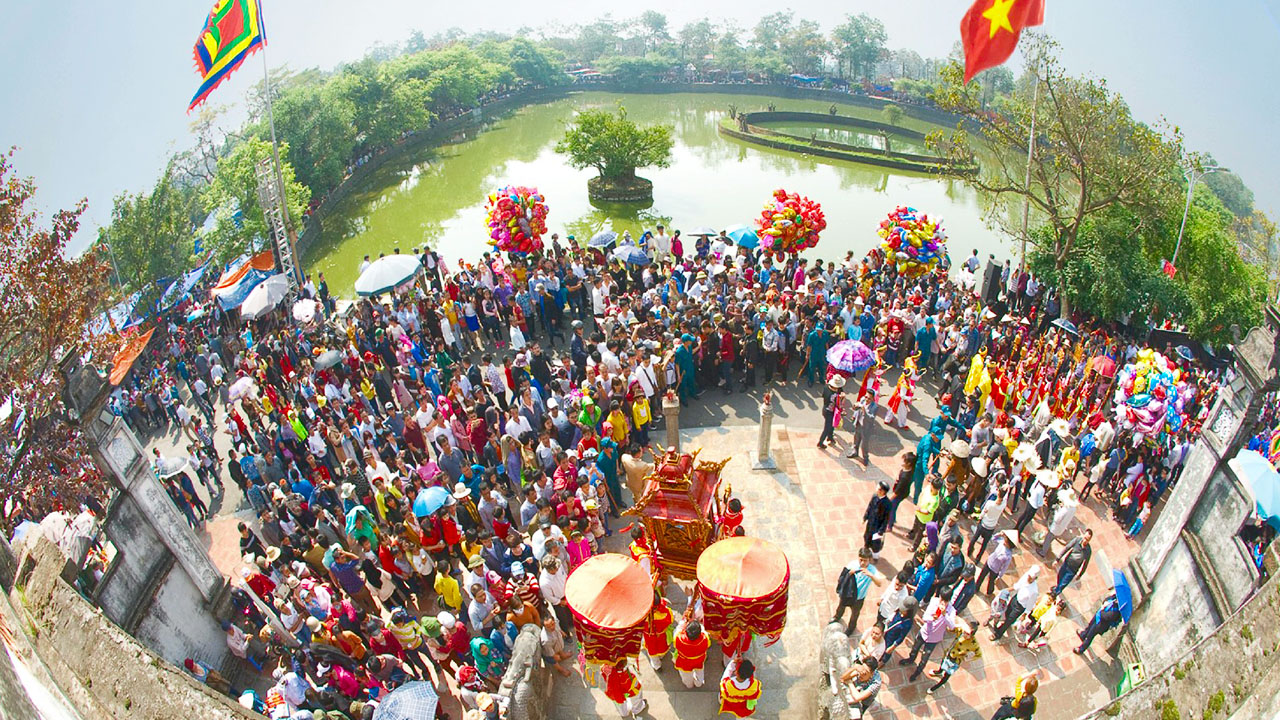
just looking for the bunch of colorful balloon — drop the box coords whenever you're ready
[754,188,826,254]
[877,206,947,277]
[1113,349,1192,441]
[485,186,549,254]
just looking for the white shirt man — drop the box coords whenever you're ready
[651,228,671,262]
[631,357,659,399]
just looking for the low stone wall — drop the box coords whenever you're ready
[587,175,654,203]
[741,110,931,141]
[496,623,551,720]
[1081,567,1280,720]
[719,124,958,176]
[11,538,260,719]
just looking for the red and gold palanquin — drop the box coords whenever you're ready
[565,554,653,663]
[695,536,789,641]
[626,449,727,580]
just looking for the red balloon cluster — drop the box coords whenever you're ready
[754,188,826,254]
[485,186,549,254]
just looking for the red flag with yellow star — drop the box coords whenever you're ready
[960,0,1045,83]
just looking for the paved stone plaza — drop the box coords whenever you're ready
[149,374,1136,719]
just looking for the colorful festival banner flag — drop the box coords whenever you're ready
[189,0,266,111]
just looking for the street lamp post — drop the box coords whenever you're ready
[1171,164,1228,268]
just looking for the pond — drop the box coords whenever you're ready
[304,92,1011,294]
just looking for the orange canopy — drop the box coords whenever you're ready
[565,554,653,629]
[696,536,788,600]
[211,251,275,295]
[109,327,156,385]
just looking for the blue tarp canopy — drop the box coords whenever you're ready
[88,290,142,337]
[158,263,209,313]
[215,268,272,310]
[790,73,822,83]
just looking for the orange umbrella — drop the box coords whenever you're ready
[696,537,789,639]
[565,554,653,663]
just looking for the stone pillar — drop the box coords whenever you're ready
[662,392,681,453]
[754,391,776,470]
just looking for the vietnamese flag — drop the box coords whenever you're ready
[960,0,1046,83]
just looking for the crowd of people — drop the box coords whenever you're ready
[94,223,1233,720]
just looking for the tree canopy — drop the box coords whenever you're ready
[928,36,1184,317]
[0,150,116,531]
[555,105,674,181]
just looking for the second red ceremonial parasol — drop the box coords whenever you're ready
[695,536,790,640]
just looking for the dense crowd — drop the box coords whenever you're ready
[96,224,1237,719]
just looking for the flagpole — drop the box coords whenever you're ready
[1019,58,1040,273]
[259,42,303,287]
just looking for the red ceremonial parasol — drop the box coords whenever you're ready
[1090,355,1117,378]
[695,537,789,640]
[565,554,654,663]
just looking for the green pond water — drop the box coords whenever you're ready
[305,92,1009,294]
[755,121,933,156]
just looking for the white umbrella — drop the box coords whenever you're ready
[292,298,319,324]
[228,376,258,401]
[155,456,192,479]
[354,255,422,297]
[240,274,291,320]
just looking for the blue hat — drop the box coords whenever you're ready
[681,333,695,343]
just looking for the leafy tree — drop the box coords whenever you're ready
[889,49,926,80]
[501,38,565,87]
[405,30,428,54]
[713,29,748,72]
[1235,210,1279,298]
[636,11,671,53]
[573,17,621,62]
[881,104,904,126]
[96,165,200,298]
[976,66,1015,110]
[341,57,432,150]
[928,36,1183,317]
[0,150,117,531]
[597,55,678,88]
[751,12,792,55]
[555,105,674,182]
[272,80,359,199]
[1200,164,1254,217]
[1028,206,1190,324]
[677,19,716,65]
[1170,186,1266,340]
[780,19,829,76]
[201,138,310,263]
[831,13,887,80]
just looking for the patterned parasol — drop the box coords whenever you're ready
[695,537,789,640]
[826,339,875,374]
[565,554,654,663]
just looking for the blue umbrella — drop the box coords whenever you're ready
[1228,450,1280,531]
[1112,569,1134,623]
[372,681,439,720]
[588,230,618,248]
[724,224,759,249]
[413,487,450,518]
[613,245,651,266]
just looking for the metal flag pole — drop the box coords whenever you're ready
[257,40,303,288]
[1019,59,1041,273]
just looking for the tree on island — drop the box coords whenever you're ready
[555,105,674,197]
